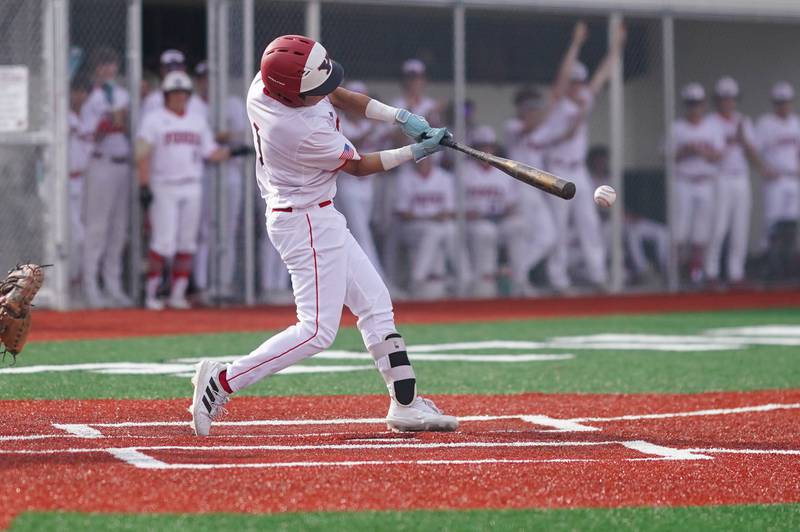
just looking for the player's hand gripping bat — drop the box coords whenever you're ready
[439,136,576,200]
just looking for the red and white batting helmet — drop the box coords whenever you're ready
[260,35,344,108]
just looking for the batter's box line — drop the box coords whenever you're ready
[48,401,800,440]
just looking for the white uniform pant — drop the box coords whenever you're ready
[195,170,243,292]
[626,218,669,275]
[546,164,606,288]
[68,177,85,283]
[467,217,529,290]
[226,205,395,392]
[336,175,384,278]
[82,157,130,295]
[149,181,202,257]
[398,219,458,286]
[674,179,715,246]
[705,175,751,281]
[764,175,800,229]
[510,186,558,287]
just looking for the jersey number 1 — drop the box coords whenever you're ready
[253,122,264,166]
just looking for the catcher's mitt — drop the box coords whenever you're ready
[0,264,45,360]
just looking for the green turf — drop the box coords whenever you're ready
[2,308,799,400]
[11,504,800,531]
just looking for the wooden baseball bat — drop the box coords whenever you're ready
[440,137,576,200]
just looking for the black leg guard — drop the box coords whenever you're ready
[369,333,417,406]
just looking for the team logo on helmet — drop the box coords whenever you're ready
[318,57,332,74]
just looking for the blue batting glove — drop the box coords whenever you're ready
[395,109,431,141]
[410,127,451,161]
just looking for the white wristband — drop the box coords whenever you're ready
[379,145,414,170]
[366,99,400,123]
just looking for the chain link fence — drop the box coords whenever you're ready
[0,1,48,273]
[6,1,800,308]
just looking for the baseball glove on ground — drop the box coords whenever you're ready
[0,264,45,360]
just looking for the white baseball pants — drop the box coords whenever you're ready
[149,181,202,257]
[546,164,607,288]
[82,157,130,297]
[466,216,529,294]
[398,220,458,287]
[673,179,715,246]
[225,204,396,392]
[764,175,800,229]
[705,175,751,281]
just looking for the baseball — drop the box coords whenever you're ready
[593,185,616,208]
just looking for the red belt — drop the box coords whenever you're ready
[272,200,332,213]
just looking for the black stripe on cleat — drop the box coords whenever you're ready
[205,387,215,405]
[208,378,219,393]
[202,396,212,413]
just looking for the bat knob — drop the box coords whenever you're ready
[562,182,576,200]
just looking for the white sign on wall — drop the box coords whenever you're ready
[0,66,29,132]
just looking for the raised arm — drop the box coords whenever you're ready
[588,22,627,96]
[550,21,589,103]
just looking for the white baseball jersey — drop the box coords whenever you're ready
[505,117,560,170]
[462,160,516,217]
[670,116,726,180]
[81,82,130,157]
[395,165,455,218]
[68,111,93,176]
[707,112,756,177]
[246,75,360,209]
[142,90,207,118]
[755,112,800,176]
[137,107,218,184]
[546,88,594,165]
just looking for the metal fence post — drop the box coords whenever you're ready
[216,0,230,302]
[127,0,142,303]
[46,0,71,310]
[662,15,678,292]
[453,1,468,297]
[609,12,625,293]
[243,0,255,306]
[306,0,321,41]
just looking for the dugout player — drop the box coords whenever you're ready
[395,155,458,299]
[141,49,206,117]
[705,77,761,287]
[755,81,800,281]
[80,48,133,308]
[670,83,725,285]
[190,35,458,436]
[543,21,625,292]
[136,71,231,310]
[462,126,527,298]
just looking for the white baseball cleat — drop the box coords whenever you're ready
[189,360,230,436]
[144,296,165,311]
[168,296,191,310]
[386,396,458,432]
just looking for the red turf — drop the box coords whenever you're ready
[2,390,800,528]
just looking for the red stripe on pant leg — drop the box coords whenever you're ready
[228,214,319,382]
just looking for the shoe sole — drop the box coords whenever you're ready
[386,416,459,433]
[189,361,215,436]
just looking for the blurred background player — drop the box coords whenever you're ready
[395,156,458,299]
[381,59,444,287]
[192,61,249,300]
[67,76,93,292]
[670,82,725,286]
[335,80,386,280]
[462,126,527,298]
[141,49,205,117]
[544,21,626,292]
[705,77,761,287]
[80,47,133,308]
[136,71,230,310]
[755,81,800,282]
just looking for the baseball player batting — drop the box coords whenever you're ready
[190,35,458,436]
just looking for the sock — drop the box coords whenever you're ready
[218,369,233,394]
